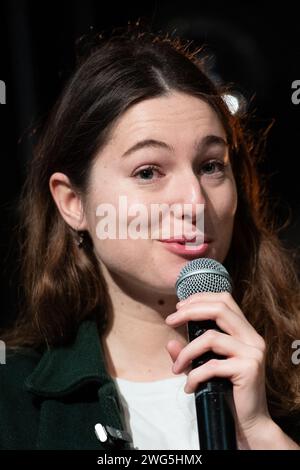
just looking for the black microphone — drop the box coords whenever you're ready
[175,257,237,450]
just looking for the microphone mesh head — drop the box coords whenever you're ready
[175,258,232,301]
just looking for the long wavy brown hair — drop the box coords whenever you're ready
[3,26,300,424]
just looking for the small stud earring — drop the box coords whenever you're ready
[76,231,85,248]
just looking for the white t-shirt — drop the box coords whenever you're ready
[113,374,200,450]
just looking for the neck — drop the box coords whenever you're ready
[100,264,188,382]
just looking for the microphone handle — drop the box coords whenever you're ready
[188,320,237,450]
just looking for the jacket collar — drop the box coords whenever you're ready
[25,317,111,397]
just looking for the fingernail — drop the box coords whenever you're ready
[177,300,187,308]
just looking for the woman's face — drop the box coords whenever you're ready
[84,91,237,296]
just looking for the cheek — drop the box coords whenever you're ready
[205,179,236,257]
[95,238,144,267]
[87,180,159,242]
[84,187,153,263]
[213,179,237,221]
[84,169,158,276]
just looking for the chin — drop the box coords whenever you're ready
[154,275,182,294]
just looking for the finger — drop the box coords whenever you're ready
[166,340,192,375]
[173,330,264,374]
[184,356,262,393]
[166,302,262,349]
[184,357,238,393]
[165,339,184,363]
[177,292,243,319]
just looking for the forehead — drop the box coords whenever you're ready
[107,91,226,149]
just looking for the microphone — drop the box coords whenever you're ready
[175,257,237,450]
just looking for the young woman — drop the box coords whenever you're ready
[1,28,300,450]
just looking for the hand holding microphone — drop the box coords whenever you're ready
[166,258,269,450]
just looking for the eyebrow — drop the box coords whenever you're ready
[121,134,228,158]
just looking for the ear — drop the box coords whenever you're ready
[49,172,88,231]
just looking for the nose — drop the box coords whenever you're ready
[169,170,206,235]
[171,169,206,205]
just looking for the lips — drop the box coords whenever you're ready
[158,238,211,258]
[161,238,193,244]
[159,236,211,244]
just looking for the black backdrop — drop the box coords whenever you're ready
[0,0,299,327]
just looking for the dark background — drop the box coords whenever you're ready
[0,0,299,327]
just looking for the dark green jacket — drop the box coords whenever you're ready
[0,318,132,450]
[0,317,300,450]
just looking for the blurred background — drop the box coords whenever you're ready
[0,0,299,327]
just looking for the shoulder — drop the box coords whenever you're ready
[0,347,41,396]
[1,345,40,370]
[0,348,42,449]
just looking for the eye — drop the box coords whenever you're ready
[201,160,226,176]
[132,165,163,182]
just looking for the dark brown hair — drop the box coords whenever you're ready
[3,27,300,421]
